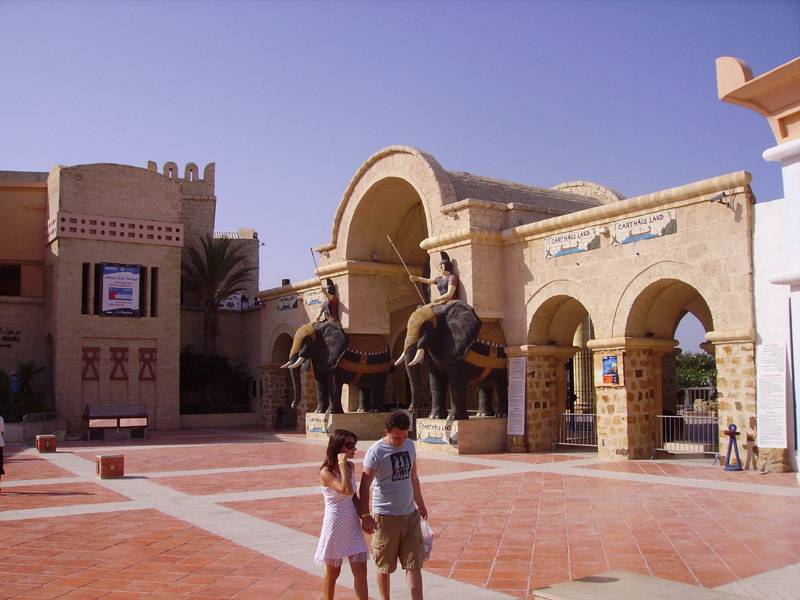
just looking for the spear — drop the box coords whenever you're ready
[386,235,426,304]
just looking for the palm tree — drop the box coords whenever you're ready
[181,235,257,355]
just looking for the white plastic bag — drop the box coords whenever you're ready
[420,519,434,560]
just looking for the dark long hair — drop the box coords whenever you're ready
[321,428,357,474]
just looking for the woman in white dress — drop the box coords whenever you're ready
[315,429,369,600]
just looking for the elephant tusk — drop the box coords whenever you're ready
[408,348,425,367]
[280,360,291,369]
[288,356,306,369]
[394,355,405,367]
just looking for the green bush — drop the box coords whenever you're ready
[179,347,251,414]
[0,360,49,422]
[676,352,716,388]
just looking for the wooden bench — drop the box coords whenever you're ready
[83,405,149,440]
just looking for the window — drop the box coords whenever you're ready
[0,264,21,296]
[81,263,90,314]
[150,267,158,317]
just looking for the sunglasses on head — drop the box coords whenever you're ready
[344,442,356,449]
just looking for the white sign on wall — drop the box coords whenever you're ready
[544,226,601,259]
[100,264,141,316]
[756,343,788,448]
[612,209,677,245]
[507,356,527,436]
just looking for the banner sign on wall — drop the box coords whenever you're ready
[613,209,677,245]
[0,327,21,348]
[304,289,323,306]
[756,343,788,448]
[602,355,619,384]
[545,226,601,259]
[100,264,141,316]
[507,355,527,436]
[277,295,299,311]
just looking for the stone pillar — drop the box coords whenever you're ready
[661,349,680,414]
[262,364,292,430]
[572,317,594,412]
[705,329,791,470]
[517,345,578,452]
[589,337,676,460]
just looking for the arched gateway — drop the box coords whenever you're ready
[259,146,764,464]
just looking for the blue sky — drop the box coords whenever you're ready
[2,0,798,351]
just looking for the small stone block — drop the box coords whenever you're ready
[96,454,125,479]
[36,434,57,453]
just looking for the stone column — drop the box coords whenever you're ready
[589,337,676,460]
[572,317,594,412]
[513,345,578,452]
[705,329,791,470]
[262,364,293,430]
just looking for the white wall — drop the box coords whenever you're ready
[753,197,797,471]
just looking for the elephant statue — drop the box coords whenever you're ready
[395,301,507,420]
[282,320,391,414]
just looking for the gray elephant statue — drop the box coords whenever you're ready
[395,301,507,420]
[282,320,391,414]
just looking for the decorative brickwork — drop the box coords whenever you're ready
[82,347,100,381]
[48,212,183,247]
[109,347,129,381]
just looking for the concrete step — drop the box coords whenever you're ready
[532,571,748,600]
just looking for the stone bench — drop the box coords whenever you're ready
[83,404,148,440]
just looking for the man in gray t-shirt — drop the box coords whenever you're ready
[359,412,428,600]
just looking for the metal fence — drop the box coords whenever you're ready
[553,412,597,448]
[655,414,719,456]
[676,386,716,414]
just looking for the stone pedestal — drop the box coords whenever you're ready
[96,454,124,479]
[305,412,391,440]
[415,417,507,454]
[35,434,57,453]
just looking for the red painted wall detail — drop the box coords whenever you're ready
[138,347,157,381]
[82,347,100,381]
[110,347,129,381]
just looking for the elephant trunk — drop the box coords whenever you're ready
[402,305,436,355]
[289,360,303,409]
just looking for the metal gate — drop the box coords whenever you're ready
[655,413,719,456]
[553,412,597,448]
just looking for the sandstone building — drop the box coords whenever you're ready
[1,56,797,472]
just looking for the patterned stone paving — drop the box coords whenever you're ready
[0,429,798,599]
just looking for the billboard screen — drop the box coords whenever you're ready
[99,264,142,316]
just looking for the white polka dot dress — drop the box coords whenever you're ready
[314,469,369,566]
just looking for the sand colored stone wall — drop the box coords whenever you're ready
[47,163,183,433]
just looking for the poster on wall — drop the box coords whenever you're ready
[277,295,299,311]
[507,355,527,436]
[612,209,677,245]
[756,343,787,448]
[100,264,141,316]
[544,226,601,259]
[602,355,619,384]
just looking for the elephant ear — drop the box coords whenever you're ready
[431,301,481,362]
[312,320,349,370]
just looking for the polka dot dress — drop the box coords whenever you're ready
[314,468,369,566]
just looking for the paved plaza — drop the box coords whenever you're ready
[1,428,799,599]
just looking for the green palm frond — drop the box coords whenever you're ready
[181,235,258,354]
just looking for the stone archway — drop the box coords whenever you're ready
[263,332,295,430]
[618,277,722,459]
[524,281,598,451]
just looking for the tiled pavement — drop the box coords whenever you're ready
[0,428,798,599]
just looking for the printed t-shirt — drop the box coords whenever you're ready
[363,438,416,516]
